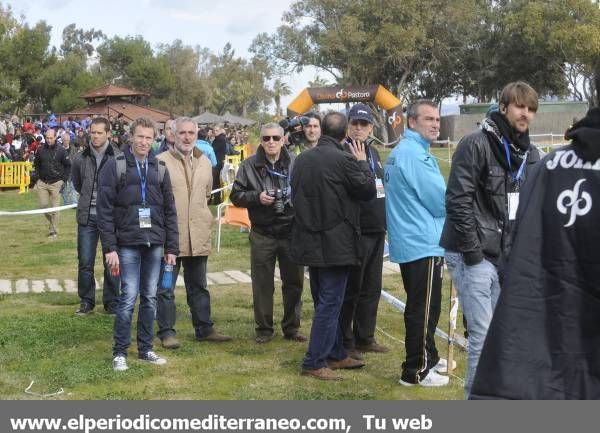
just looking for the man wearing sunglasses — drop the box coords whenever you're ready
[231,123,305,345]
[340,103,389,360]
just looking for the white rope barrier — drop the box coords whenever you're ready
[0,185,235,216]
[0,203,77,216]
[380,289,468,350]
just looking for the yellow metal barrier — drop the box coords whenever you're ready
[0,162,33,193]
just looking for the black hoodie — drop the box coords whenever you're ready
[471,107,600,400]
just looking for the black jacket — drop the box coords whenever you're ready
[72,143,122,225]
[230,145,295,238]
[212,133,228,169]
[96,147,179,255]
[439,119,540,265]
[290,135,376,267]
[34,143,71,184]
[345,138,386,233]
[471,148,600,399]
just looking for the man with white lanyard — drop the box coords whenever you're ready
[97,116,179,372]
[340,103,389,360]
[440,81,541,397]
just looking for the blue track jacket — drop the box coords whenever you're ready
[384,129,446,263]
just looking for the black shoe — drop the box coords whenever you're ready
[104,303,118,315]
[76,302,94,316]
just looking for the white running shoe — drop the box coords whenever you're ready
[433,358,457,374]
[112,355,128,372]
[399,370,450,387]
[139,351,167,365]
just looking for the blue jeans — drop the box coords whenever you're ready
[302,267,349,370]
[77,214,120,308]
[113,245,162,357]
[60,177,78,205]
[445,251,501,398]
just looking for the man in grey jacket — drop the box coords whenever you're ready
[71,117,121,316]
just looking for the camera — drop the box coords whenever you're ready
[279,116,309,147]
[267,188,287,215]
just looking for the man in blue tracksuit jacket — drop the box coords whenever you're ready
[384,100,449,387]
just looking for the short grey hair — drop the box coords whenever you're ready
[406,100,438,122]
[260,122,284,136]
[172,116,198,135]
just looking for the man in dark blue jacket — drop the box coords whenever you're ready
[97,117,179,372]
[292,112,376,380]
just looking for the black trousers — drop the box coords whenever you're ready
[156,256,214,340]
[399,256,443,384]
[340,232,385,349]
[250,230,304,337]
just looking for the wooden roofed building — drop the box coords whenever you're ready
[65,84,172,125]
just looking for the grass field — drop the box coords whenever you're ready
[0,146,466,400]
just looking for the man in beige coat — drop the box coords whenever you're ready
[156,117,232,348]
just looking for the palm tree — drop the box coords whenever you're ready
[272,78,291,117]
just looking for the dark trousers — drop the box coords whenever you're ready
[302,266,349,370]
[341,232,385,349]
[211,166,222,204]
[156,256,214,340]
[250,230,304,337]
[77,214,120,309]
[399,256,443,384]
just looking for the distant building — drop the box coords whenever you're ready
[65,84,173,125]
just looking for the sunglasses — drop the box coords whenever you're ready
[262,135,282,142]
[350,119,371,127]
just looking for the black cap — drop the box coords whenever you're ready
[348,103,374,123]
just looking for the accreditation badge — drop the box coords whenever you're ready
[138,207,152,228]
[375,178,385,199]
[507,192,519,221]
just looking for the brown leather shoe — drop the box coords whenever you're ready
[197,330,232,342]
[356,342,390,353]
[284,333,307,342]
[255,335,273,344]
[161,335,181,349]
[301,367,343,381]
[347,349,364,361]
[328,356,366,370]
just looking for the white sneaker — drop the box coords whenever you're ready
[112,355,128,371]
[139,351,167,365]
[399,370,449,387]
[433,358,457,374]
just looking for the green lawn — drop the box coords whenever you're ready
[0,150,466,400]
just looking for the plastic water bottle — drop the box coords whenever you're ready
[162,263,174,290]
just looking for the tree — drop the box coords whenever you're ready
[207,43,271,116]
[60,23,105,58]
[156,40,211,115]
[504,0,600,106]
[272,78,291,116]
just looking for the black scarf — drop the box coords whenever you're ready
[487,111,531,171]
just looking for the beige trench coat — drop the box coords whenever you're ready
[157,147,213,256]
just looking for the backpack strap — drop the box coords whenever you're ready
[115,155,126,189]
[157,160,166,185]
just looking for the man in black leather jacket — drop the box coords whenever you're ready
[230,122,305,345]
[440,81,541,398]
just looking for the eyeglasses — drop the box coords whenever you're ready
[262,135,282,142]
[350,119,371,127]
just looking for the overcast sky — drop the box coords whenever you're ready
[6,0,322,112]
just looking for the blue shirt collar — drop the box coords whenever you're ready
[403,128,431,151]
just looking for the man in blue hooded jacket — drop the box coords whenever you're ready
[384,99,449,387]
